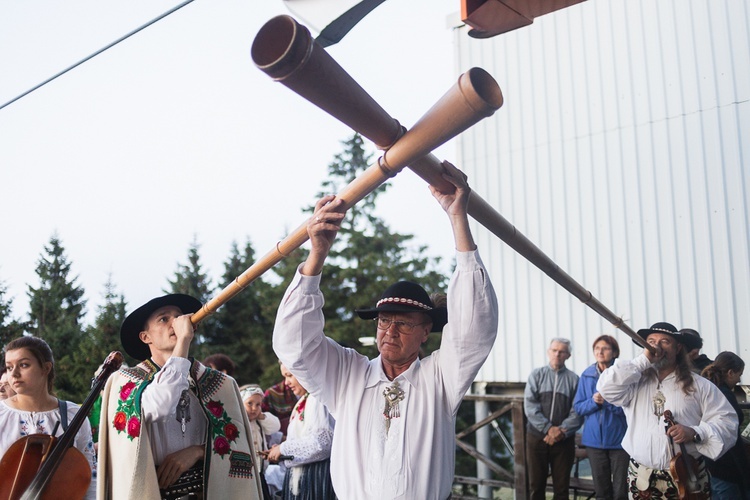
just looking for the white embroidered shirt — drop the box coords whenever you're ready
[273,250,499,499]
[597,353,738,469]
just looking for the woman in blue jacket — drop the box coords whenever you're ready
[574,335,629,500]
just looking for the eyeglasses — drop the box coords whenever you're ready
[375,316,428,335]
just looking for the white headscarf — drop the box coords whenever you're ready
[239,384,264,402]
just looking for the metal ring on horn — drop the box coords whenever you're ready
[378,156,397,177]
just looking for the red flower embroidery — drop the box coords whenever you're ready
[214,436,230,456]
[224,423,239,441]
[119,381,136,401]
[294,395,308,422]
[127,416,141,438]
[204,397,240,458]
[207,400,224,418]
[113,380,142,440]
[113,411,127,432]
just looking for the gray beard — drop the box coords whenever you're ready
[653,357,672,372]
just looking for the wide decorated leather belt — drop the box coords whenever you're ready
[160,464,204,500]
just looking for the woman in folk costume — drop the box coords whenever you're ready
[0,336,97,500]
[96,293,263,500]
[264,363,336,500]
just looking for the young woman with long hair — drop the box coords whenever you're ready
[0,336,96,499]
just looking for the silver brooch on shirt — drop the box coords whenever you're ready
[652,387,666,418]
[383,380,405,435]
[176,389,191,434]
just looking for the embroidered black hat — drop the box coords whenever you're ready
[120,294,202,360]
[679,328,703,351]
[635,322,688,345]
[355,281,447,332]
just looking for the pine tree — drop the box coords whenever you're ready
[87,276,128,365]
[65,276,129,401]
[257,237,310,389]
[166,236,218,350]
[0,278,27,348]
[204,239,279,385]
[300,133,448,355]
[167,236,214,301]
[190,134,450,387]
[27,233,87,399]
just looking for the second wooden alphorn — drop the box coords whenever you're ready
[249,15,649,351]
[409,155,648,350]
[190,25,503,323]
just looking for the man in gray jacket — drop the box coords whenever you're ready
[524,337,583,500]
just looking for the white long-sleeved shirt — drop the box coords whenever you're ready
[597,353,738,469]
[140,356,207,465]
[273,250,499,499]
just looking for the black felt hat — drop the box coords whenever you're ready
[635,322,687,346]
[355,281,447,332]
[120,294,202,360]
[679,328,703,351]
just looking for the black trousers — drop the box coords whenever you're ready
[526,433,576,500]
[587,447,629,500]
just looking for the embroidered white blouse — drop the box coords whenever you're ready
[597,353,738,469]
[279,393,334,466]
[273,250,499,499]
[0,399,97,500]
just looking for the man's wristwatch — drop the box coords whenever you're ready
[692,431,702,443]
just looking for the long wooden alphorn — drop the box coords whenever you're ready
[189,23,503,324]
[249,15,650,351]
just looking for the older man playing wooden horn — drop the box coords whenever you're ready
[273,161,499,499]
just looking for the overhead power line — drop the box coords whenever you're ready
[0,0,196,111]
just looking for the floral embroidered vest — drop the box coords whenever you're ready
[96,358,263,500]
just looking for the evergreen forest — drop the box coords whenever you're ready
[0,134,451,401]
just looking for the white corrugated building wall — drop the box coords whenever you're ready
[451,0,750,383]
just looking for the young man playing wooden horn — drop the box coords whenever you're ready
[597,322,738,499]
[272,161,499,499]
[96,294,263,500]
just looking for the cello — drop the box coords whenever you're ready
[663,410,709,500]
[0,351,123,500]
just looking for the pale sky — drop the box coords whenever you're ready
[0,0,466,323]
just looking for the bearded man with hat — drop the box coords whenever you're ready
[96,294,263,500]
[597,321,738,499]
[272,162,499,499]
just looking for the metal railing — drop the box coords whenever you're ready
[452,386,595,499]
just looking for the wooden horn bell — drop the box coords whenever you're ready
[190,16,503,324]
[251,15,503,157]
[246,15,647,350]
